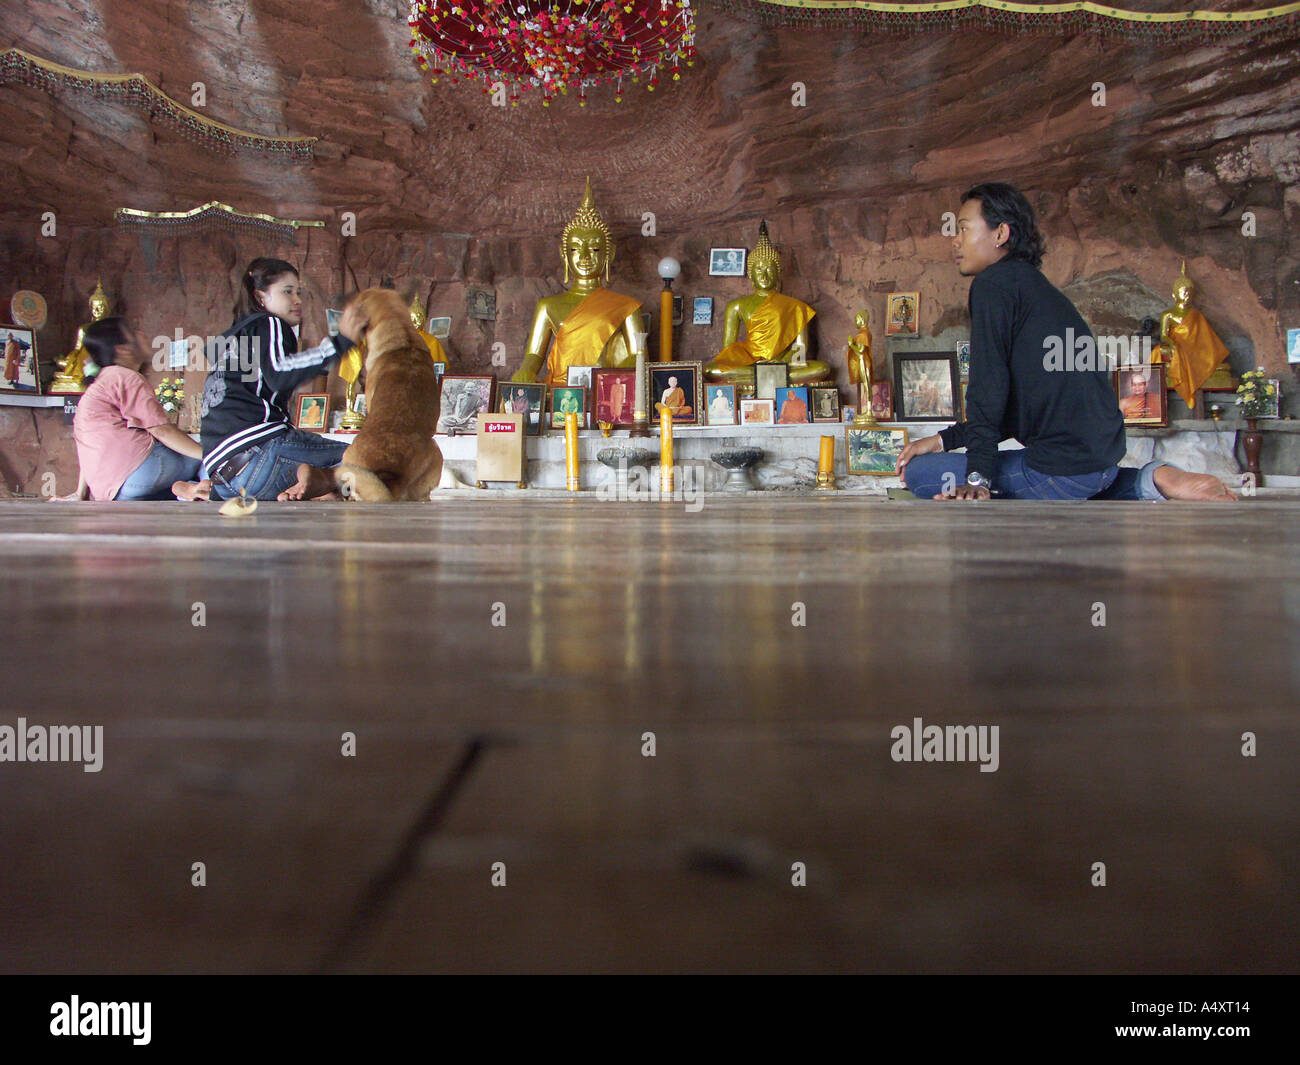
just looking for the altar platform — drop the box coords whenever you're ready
[0,496,1296,973]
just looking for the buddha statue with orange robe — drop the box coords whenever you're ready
[511,179,646,388]
[1153,261,1234,405]
[704,221,829,385]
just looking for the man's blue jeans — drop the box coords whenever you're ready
[904,450,1168,501]
[115,439,202,500]
[210,429,348,501]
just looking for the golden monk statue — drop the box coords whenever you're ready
[704,221,829,385]
[338,290,448,427]
[511,178,646,387]
[846,309,879,426]
[1153,260,1234,405]
[50,280,110,393]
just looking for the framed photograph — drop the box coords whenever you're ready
[693,297,713,326]
[433,361,446,384]
[740,398,775,426]
[775,386,811,424]
[672,295,683,326]
[566,364,596,425]
[810,385,841,423]
[842,406,857,422]
[326,309,343,337]
[467,289,496,321]
[709,248,747,277]
[1,324,40,394]
[648,361,701,425]
[550,385,587,429]
[498,381,546,436]
[893,352,960,422]
[1288,327,1300,365]
[428,316,452,338]
[870,379,893,421]
[705,383,737,426]
[753,361,789,402]
[295,392,330,432]
[437,374,496,435]
[846,426,910,476]
[592,368,638,428]
[1114,364,1168,426]
[1257,380,1281,418]
[956,339,971,379]
[886,292,920,337]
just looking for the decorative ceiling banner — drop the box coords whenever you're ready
[115,202,326,241]
[408,0,697,105]
[0,48,318,158]
[715,1,1300,40]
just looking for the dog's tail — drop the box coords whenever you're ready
[336,463,395,502]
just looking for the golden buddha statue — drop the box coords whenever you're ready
[1153,260,1234,405]
[338,290,449,428]
[846,310,879,427]
[703,222,829,385]
[50,280,110,393]
[511,178,646,387]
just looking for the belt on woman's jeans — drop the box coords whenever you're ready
[211,445,259,484]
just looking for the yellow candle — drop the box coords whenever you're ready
[818,435,834,476]
[660,407,674,493]
[659,287,673,362]
[565,412,579,491]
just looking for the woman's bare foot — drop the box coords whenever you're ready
[277,463,336,501]
[1152,466,1238,501]
[173,479,212,502]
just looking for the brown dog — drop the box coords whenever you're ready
[335,288,443,501]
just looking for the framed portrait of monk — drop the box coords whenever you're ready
[775,386,811,424]
[1,324,40,395]
[591,368,637,428]
[498,381,546,436]
[893,353,959,422]
[648,362,701,425]
[886,292,920,337]
[1114,364,1168,426]
[753,361,789,402]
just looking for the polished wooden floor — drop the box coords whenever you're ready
[0,496,1296,973]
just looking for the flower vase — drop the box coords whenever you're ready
[1242,417,1264,488]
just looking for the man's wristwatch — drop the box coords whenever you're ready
[966,472,993,492]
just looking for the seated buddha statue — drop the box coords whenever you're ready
[511,178,646,387]
[1152,260,1233,405]
[338,290,448,426]
[703,221,829,385]
[50,280,110,393]
[654,375,692,418]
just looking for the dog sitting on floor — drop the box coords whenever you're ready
[334,288,444,502]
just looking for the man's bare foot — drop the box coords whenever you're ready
[277,463,336,501]
[173,479,211,502]
[1152,466,1238,501]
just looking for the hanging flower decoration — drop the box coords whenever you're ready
[408,0,696,106]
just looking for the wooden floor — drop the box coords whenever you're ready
[0,495,1296,973]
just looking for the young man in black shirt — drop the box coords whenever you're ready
[896,183,1236,502]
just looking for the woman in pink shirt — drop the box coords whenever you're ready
[63,318,205,500]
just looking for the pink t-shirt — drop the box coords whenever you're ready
[73,365,170,500]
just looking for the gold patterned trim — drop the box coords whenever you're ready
[115,202,326,240]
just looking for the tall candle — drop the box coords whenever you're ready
[818,435,834,476]
[659,408,674,494]
[659,287,673,362]
[634,351,647,421]
[565,412,580,491]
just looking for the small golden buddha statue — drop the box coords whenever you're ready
[846,310,878,426]
[511,178,646,387]
[407,292,449,366]
[50,280,110,393]
[703,222,829,385]
[1153,260,1234,404]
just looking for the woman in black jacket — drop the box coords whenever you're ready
[201,257,361,500]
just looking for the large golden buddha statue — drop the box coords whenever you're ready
[50,280,110,393]
[704,222,829,385]
[511,178,645,387]
[1153,260,1233,405]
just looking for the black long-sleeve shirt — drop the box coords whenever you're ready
[200,311,350,470]
[939,257,1125,485]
